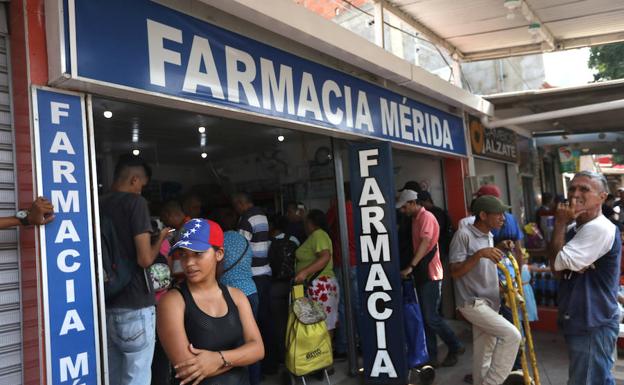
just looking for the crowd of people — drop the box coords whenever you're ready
[5,155,623,385]
[101,155,357,385]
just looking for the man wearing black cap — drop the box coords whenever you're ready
[449,196,521,385]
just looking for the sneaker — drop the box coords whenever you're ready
[502,370,525,385]
[463,374,473,384]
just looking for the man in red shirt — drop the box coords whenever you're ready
[397,189,464,367]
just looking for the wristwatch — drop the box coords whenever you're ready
[16,210,30,226]
[217,351,232,368]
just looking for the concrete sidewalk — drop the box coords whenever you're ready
[264,319,624,385]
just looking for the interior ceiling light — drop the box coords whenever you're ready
[131,128,139,143]
[198,126,206,133]
[132,149,140,156]
[582,148,590,153]
[200,133,206,147]
[201,152,207,159]
[103,110,113,119]
[503,0,521,19]
[277,135,285,142]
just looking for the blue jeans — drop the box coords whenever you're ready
[416,280,463,361]
[564,322,618,385]
[107,306,156,385]
[334,265,361,354]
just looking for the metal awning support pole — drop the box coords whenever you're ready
[482,98,624,129]
[331,138,358,376]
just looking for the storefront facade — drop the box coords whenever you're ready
[9,1,493,383]
[468,114,524,220]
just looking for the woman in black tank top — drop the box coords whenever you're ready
[156,219,264,385]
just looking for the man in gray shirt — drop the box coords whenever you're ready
[449,196,521,385]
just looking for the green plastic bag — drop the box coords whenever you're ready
[285,284,333,376]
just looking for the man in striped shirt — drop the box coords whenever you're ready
[232,192,276,375]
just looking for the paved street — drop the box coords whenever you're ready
[266,320,624,385]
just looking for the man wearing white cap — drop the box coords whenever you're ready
[396,189,464,367]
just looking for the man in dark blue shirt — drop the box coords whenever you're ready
[549,171,621,385]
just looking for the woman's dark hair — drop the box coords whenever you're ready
[306,209,328,232]
[273,215,289,233]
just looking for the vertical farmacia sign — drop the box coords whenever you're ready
[33,87,101,385]
[349,141,407,384]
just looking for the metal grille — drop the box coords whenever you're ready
[0,32,22,385]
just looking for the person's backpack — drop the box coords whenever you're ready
[99,207,135,300]
[268,235,297,281]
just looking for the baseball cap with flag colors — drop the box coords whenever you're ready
[170,219,224,254]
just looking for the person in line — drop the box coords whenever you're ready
[157,219,264,385]
[536,192,555,237]
[183,194,203,219]
[161,200,191,233]
[417,191,454,258]
[417,190,456,322]
[220,230,260,385]
[161,200,192,281]
[285,201,307,244]
[232,192,276,375]
[614,187,624,213]
[450,195,521,385]
[149,222,175,385]
[294,209,340,335]
[326,186,360,361]
[267,216,299,365]
[102,155,171,385]
[396,189,464,367]
[548,171,621,385]
[0,196,55,228]
[602,193,619,224]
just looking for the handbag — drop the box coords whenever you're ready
[402,279,429,368]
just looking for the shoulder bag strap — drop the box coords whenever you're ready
[222,241,250,274]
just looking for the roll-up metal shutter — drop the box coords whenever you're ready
[0,28,22,385]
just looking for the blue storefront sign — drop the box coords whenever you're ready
[58,0,466,157]
[349,142,407,384]
[33,87,101,385]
